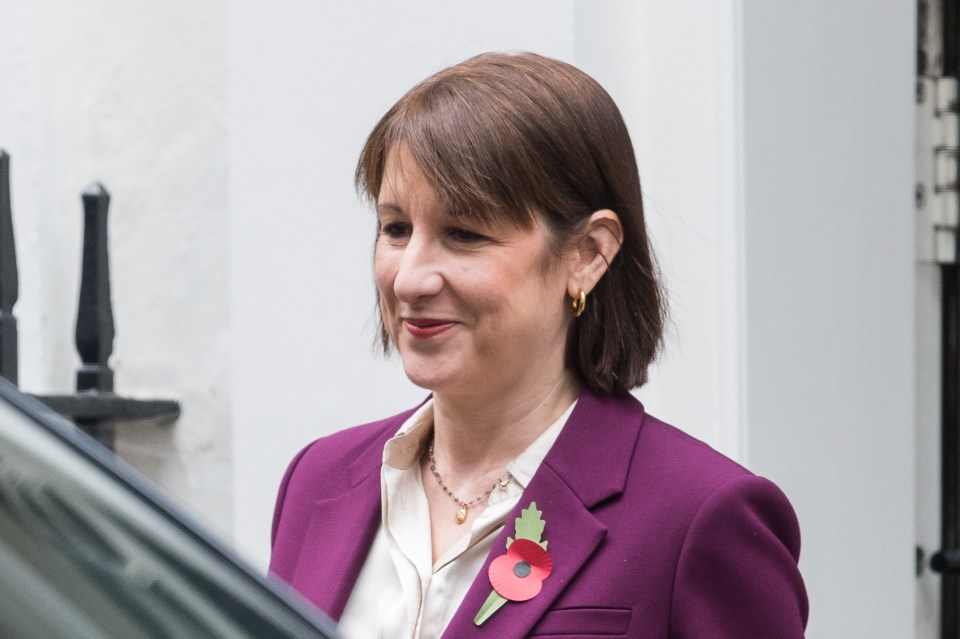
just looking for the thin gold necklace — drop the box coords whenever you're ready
[427,439,511,525]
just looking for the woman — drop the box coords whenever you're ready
[270,52,808,638]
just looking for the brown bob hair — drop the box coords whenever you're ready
[356,52,665,395]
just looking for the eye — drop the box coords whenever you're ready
[446,227,488,244]
[379,222,411,240]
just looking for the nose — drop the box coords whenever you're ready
[392,232,444,303]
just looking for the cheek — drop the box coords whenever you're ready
[373,247,397,301]
[374,253,400,343]
[479,267,557,327]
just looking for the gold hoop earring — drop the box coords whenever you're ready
[571,289,586,318]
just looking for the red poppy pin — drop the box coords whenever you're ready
[474,502,553,626]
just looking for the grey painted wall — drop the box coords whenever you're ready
[741,2,916,635]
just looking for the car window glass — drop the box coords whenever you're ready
[0,394,334,639]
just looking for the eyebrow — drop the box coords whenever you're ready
[376,202,403,216]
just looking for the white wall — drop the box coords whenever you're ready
[0,1,233,536]
[574,1,745,457]
[739,2,916,636]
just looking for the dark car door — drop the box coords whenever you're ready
[0,377,337,638]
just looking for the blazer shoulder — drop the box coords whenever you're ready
[623,411,770,522]
[669,470,808,635]
[634,412,807,632]
[638,412,752,482]
[552,390,753,507]
[271,403,422,547]
[289,407,416,488]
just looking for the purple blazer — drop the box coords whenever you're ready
[270,390,808,638]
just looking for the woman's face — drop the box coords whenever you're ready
[374,147,575,400]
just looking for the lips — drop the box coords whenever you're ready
[402,318,457,339]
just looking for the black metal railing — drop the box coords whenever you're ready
[928,1,960,637]
[0,151,18,386]
[0,150,179,450]
[938,261,960,637]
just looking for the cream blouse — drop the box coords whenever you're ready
[337,398,575,639]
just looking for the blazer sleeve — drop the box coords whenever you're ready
[271,443,312,550]
[669,474,809,638]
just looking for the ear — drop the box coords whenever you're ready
[567,209,623,297]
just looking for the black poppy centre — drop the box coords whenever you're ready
[513,560,532,578]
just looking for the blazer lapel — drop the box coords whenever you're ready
[290,421,399,621]
[441,464,607,638]
[441,390,646,638]
[291,473,380,620]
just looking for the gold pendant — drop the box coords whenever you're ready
[455,503,468,525]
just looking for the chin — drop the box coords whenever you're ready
[401,368,447,393]
[400,358,462,395]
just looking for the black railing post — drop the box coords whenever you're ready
[0,151,18,385]
[943,3,960,637]
[942,263,960,637]
[34,176,180,448]
[75,183,115,392]
[74,183,116,448]
[0,152,179,450]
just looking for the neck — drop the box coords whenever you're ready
[430,368,580,478]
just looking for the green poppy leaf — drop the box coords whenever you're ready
[514,502,546,543]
